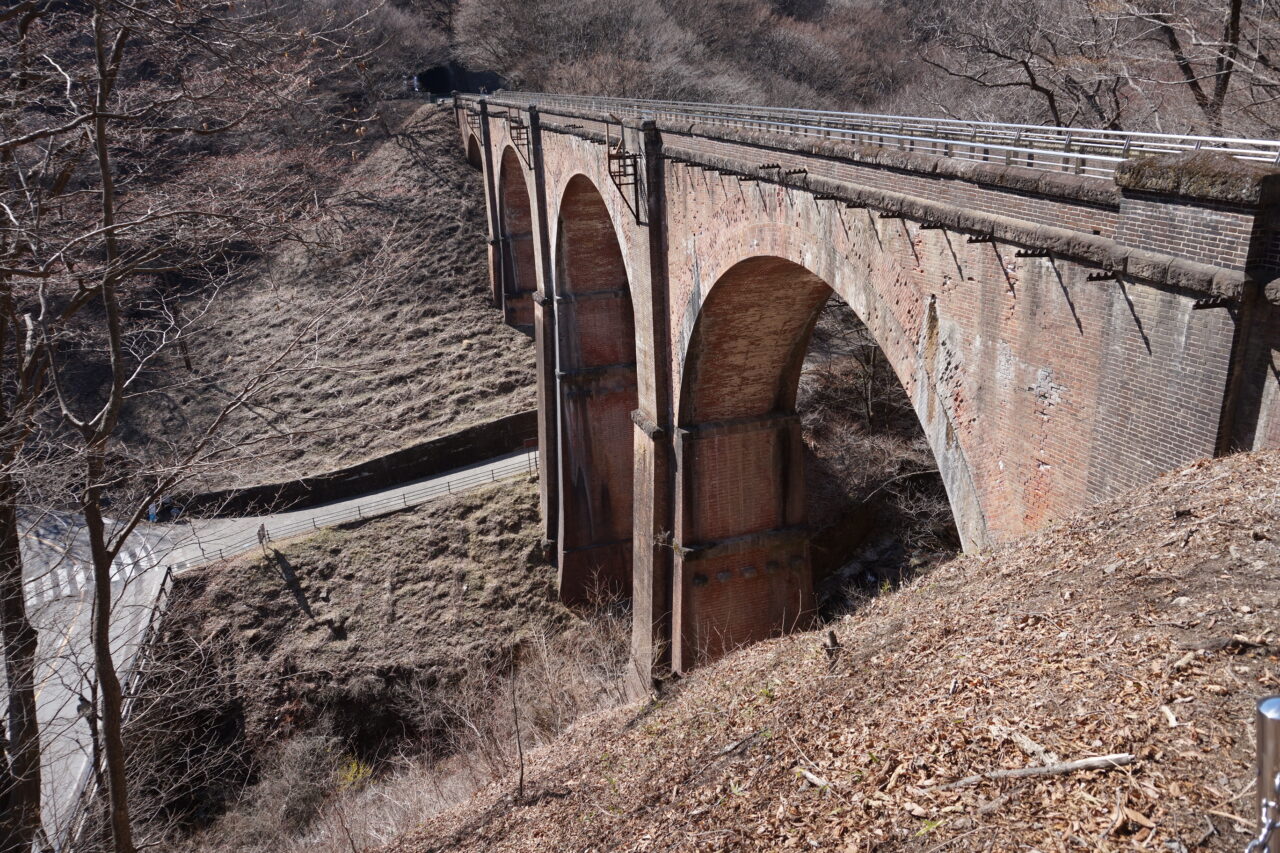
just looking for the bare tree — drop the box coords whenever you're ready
[918,0,1280,135]
[1120,0,1280,134]
[0,1,375,850]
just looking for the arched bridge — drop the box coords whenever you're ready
[455,93,1280,685]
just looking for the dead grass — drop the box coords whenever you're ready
[258,604,632,853]
[122,105,535,491]
[384,449,1280,852]
[175,477,560,751]
[110,477,629,852]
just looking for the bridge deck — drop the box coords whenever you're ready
[469,91,1280,180]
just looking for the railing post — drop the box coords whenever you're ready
[1257,696,1280,850]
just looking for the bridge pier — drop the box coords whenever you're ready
[554,364,637,602]
[526,107,560,553]
[627,121,678,691]
[629,411,674,690]
[671,416,813,672]
[532,292,559,546]
[475,99,502,310]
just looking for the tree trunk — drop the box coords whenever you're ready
[82,449,135,853]
[0,473,42,853]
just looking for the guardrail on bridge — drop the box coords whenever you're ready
[466,91,1280,180]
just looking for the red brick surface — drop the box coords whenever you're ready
[551,173,640,601]
[1117,192,1256,270]
[462,102,1279,675]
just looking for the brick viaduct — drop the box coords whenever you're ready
[454,93,1280,687]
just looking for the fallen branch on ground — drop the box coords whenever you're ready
[795,767,831,789]
[933,753,1135,790]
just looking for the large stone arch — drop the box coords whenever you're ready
[552,174,639,604]
[546,165,639,305]
[497,146,537,329]
[465,133,482,170]
[671,242,985,671]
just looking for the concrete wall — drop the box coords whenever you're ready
[182,410,538,516]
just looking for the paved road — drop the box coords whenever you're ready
[10,447,537,850]
[163,448,537,569]
[15,516,167,851]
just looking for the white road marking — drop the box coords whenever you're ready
[24,574,43,607]
[140,537,158,575]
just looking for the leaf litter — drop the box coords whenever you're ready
[385,450,1280,852]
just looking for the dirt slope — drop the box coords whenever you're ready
[387,450,1280,852]
[164,477,560,753]
[126,104,535,490]
[119,476,567,849]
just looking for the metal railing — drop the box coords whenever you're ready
[169,451,539,571]
[467,92,1280,180]
[60,564,177,852]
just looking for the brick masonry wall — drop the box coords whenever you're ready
[676,541,811,668]
[673,134,1121,239]
[498,146,538,323]
[686,428,786,542]
[660,148,1238,547]
[473,103,1260,674]
[524,134,652,604]
[1117,191,1257,271]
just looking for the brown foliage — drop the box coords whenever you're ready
[453,0,913,108]
[385,449,1280,853]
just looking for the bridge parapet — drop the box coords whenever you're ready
[462,92,1277,301]
[1115,152,1280,276]
[473,92,1280,177]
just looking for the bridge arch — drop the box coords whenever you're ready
[676,220,987,552]
[671,241,984,671]
[497,146,537,328]
[552,174,639,603]
[465,133,482,170]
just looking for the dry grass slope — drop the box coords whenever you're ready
[386,450,1280,852]
[174,476,560,752]
[116,477,587,852]
[127,104,535,490]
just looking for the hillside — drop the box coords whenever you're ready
[386,450,1280,852]
[114,477,631,852]
[122,104,536,491]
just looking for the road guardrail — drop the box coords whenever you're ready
[169,450,539,571]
